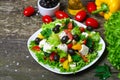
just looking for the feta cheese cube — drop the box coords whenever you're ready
[79,44,89,55]
[82,32,88,37]
[43,43,53,53]
[57,44,68,52]
[39,39,46,47]
[55,23,62,26]
[70,63,76,69]
[58,31,67,39]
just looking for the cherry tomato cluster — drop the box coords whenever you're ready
[23,2,99,29]
[42,10,68,23]
[74,2,98,29]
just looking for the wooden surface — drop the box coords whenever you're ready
[0,0,119,80]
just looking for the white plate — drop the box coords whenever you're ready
[27,20,105,74]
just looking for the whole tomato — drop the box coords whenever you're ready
[42,15,52,23]
[85,18,99,29]
[86,2,96,13]
[55,11,68,19]
[23,6,35,17]
[75,10,87,22]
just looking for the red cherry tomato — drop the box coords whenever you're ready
[86,2,96,13]
[67,22,73,30]
[23,6,35,17]
[49,52,56,61]
[67,32,73,40]
[85,18,99,29]
[67,43,73,49]
[80,27,85,32]
[32,46,40,51]
[75,10,87,22]
[42,15,52,23]
[64,30,73,40]
[60,57,66,63]
[55,11,68,19]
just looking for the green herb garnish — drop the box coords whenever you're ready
[95,64,111,80]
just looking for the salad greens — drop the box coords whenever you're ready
[47,32,61,46]
[104,11,120,70]
[41,28,52,39]
[29,18,102,72]
[72,27,81,35]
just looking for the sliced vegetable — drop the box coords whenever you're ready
[37,34,44,39]
[67,43,73,49]
[68,54,73,62]
[60,57,66,63]
[62,60,69,70]
[79,52,88,62]
[32,46,40,51]
[72,43,82,50]
[49,52,56,61]
[80,27,85,33]
[67,22,73,30]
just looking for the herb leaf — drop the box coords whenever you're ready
[95,64,111,80]
[41,28,52,39]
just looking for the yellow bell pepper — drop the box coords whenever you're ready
[92,0,120,20]
[62,60,69,70]
[68,54,72,63]
[37,33,44,39]
[72,43,82,50]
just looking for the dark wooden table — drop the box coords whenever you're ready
[0,0,119,80]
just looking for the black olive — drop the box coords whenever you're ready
[39,0,59,8]
[61,36,69,43]
[52,27,60,33]
[67,48,76,55]
[55,25,61,28]
[35,37,41,45]
[73,34,80,41]
[86,26,93,31]
[54,54,60,61]
[89,48,94,53]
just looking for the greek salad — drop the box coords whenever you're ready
[29,18,103,72]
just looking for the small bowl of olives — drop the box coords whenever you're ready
[38,0,60,16]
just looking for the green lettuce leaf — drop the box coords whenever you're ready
[47,32,61,46]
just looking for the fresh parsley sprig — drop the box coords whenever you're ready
[95,64,111,80]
